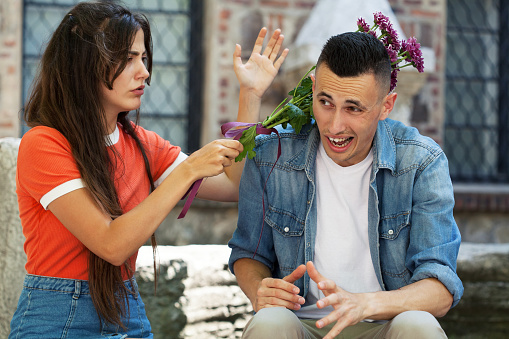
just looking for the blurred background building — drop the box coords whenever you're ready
[1,0,508,244]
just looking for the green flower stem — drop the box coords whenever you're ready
[263,94,309,126]
[266,117,290,129]
[393,63,414,70]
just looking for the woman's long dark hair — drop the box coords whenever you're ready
[24,1,156,328]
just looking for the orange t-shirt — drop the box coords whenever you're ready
[16,123,181,280]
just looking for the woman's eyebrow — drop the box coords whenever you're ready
[128,50,147,56]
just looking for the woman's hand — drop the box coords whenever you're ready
[180,139,243,181]
[234,27,289,99]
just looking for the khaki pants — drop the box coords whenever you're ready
[242,307,447,339]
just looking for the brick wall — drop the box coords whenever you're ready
[0,0,23,138]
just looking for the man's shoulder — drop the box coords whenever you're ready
[383,119,442,154]
[254,123,315,150]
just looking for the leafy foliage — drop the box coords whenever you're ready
[235,65,316,162]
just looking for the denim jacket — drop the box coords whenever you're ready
[228,118,464,308]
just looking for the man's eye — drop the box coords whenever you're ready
[320,99,332,106]
[347,106,362,113]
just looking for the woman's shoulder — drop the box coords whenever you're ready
[20,126,70,151]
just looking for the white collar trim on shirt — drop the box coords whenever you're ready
[105,124,120,146]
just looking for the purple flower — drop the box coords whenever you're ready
[401,37,425,72]
[390,69,399,92]
[355,12,425,90]
[357,17,370,32]
[386,47,398,63]
[382,25,401,51]
[373,12,390,31]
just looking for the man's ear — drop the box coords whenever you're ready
[380,92,397,120]
[311,73,316,92]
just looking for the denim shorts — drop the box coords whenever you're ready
[9,274,153,338]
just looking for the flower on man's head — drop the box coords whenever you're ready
[356,12,425,92]
[357,18,370,32]
[401,37,424,72]
[390,69,399,92]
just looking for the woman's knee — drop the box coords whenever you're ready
[386,311,447,339]
[242,307,306,339]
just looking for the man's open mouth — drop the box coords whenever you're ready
[328,136,353,148]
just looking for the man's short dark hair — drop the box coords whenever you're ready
[317,32,391,95]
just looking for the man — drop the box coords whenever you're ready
[228,32,463,339]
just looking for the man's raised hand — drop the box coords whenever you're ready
[233,27,289,99]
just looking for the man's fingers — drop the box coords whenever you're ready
[273,48,289,71]
[233,44,242,67]
[263,276,298,293]
[257,278,306,311]
[259,284,305,306]
[283,264,307,284]
[252,27,268,55]
[306,261,326,284]
[262,28,281,57]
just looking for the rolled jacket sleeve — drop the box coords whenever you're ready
[406,151,464,308]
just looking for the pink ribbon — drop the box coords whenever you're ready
[177,178,203,219]
[221,121,276,140]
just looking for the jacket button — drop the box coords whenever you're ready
[284,227,290,232]
[388,229,394,235]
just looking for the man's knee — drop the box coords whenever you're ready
[242,307,306,339]
[386,311,447,338]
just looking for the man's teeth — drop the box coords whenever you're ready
[329,137,351,147]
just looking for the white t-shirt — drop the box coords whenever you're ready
[294,142,381,319]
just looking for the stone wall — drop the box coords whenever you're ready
[0,138,26,338]
[439,243,509,338]
[136,245,252,338]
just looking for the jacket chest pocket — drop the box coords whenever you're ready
[265,205,305,237]
[265,205,305,273]
[379,211,411,288]
[380,211,410,240]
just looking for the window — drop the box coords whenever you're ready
[444,0,509,182]
[22,0,203,153]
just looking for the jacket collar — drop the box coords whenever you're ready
[285,119,397,175]
[285,124,320,176]
[373,119,396,174]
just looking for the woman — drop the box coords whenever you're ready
[9,1,288,338]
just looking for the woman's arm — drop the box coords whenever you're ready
[48,139,241,266]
